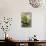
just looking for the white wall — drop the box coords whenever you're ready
[0,0,46,40]
[44,15,46,40]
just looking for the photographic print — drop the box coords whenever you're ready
[21,12,32,27]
